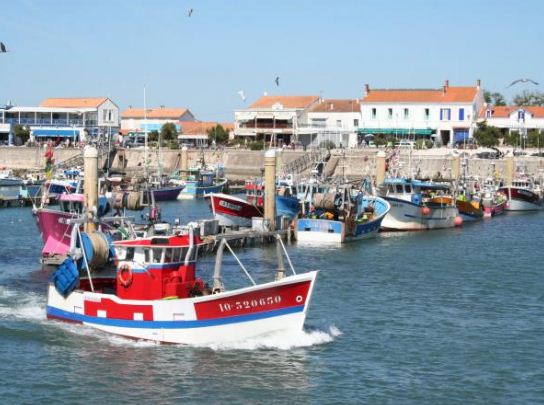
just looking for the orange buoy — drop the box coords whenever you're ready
[454,216,463,227]
[421,206,431,216]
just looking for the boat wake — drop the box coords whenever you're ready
[201,325,342,351]
[0,286,45,322]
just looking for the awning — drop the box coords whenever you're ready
[32,129,79,137]
[358,128,434,136]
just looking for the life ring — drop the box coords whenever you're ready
[117,264,133,288]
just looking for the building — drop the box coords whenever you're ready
[479,105,544,135]
[179,121,234,147]
[234,95,320,145]
[359,80,485,146]
[0,97,119,144]
[121,107,195,134]
[300,99,361,147]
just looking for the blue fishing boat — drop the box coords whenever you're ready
[296,185,390,243]
[174,169,227,199]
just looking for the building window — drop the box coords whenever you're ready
[404,108,409,119]
[486,109,492,118]
[518,109,525,121]
[424,108,430,119]
[353,119,359,127]
[440,108,451,121]
[388,108,393,119]
[459,108,464,121]
[371,108,377,119]
[336,120,342,128]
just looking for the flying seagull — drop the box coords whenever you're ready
[507,78,539,87]
[237,90,246,102]
[188,8,193,17]
[0,42,7,53]
[275,76,280,86]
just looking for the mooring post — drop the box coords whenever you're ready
[264,149,276,231]
[181,146,188,180]
[376,151,386,186]
[83,146,98,233]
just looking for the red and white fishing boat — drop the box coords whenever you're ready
[47,227,317,345]
[209,193,262,227]
[499,178,543,211]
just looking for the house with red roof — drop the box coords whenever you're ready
[234,95,320,146]
[0,97,119,144]
[478,105,544,135]
[178,121,234,147]
[121,106,195,134]
[359,80,485,146]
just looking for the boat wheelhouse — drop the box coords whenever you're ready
[499,178,543,211]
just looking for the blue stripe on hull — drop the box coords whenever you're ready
[46,304,304,329]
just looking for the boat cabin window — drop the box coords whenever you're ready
[388,184,395,194]
[405,185,412,193]
[396,185,404,193]
[117,247,135,261]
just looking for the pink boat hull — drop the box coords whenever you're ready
[34,208,76,257]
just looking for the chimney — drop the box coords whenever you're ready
[443,85,447,95]
[364,84,370,95]
[330,103,334,110]
[476,79,481,89]
[444,79,449,88]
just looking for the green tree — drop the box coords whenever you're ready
[148,130,159,142]
[14,124,30,145]
[207,124,230,144]
[513,90,544,106]
[484,90,506,106]
[527,130,544,148]
[160,122,178,142]
[472,121,501,147]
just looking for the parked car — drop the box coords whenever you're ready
[396,140,415,149]
[123,135,146,148]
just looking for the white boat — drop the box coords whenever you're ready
[0,169,24,187]
[47,225,318,345]
[499,178,543,211]
[378,178,460,231]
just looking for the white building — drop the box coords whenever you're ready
[234,95,320,145]
[121,107,195,134]
[359,80,485,146]
[0,97,119,144]
[478,105,544,134]
[301,99,361,147]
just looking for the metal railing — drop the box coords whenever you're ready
[3,118,98,126]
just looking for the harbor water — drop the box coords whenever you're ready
[0,200,543,404]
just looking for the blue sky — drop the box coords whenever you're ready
[1,0,543,121]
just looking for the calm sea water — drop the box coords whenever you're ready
[0,199,543,404]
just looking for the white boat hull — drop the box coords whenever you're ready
[504,199,542,211]
[381,198,458,231]
[47,271,317,345]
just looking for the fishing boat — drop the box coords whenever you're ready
[174,168,227,199]
[0,169,24,187]
[150,183,185,201]
[296,185,390,243]
[499,177,543,211]
[209,193,262,227]
[46,224,318,345]
[481,178,507,217]
[245,178,300,219]
[456,192,484,222]
[378,178,461,231]
[34,193,114,264]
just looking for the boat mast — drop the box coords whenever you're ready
[143,86,149,180]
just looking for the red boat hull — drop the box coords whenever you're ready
[209,193,262,227]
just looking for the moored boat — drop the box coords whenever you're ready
[296,186,390,243]
[499,178,542,211]
[378,178,461,231]
[456,194,484,222]
[209,193,262,227]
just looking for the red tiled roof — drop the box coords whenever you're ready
[40,97,108,108]
[479,105,544,118]
[362,87,478,103]
[180,121,233,136]
[310,99,360,113]
[122,107,190,119]
[249,95,319,109]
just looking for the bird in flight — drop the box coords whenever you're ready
[188,8,193,17]
[0,42,8,53]
[275,76,280,86]
[237,90,246,102]
[507,78,539,87]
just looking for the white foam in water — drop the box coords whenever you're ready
[201,326,342,351]
[0,286,46,322]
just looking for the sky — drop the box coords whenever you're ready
[1,0,543,121]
